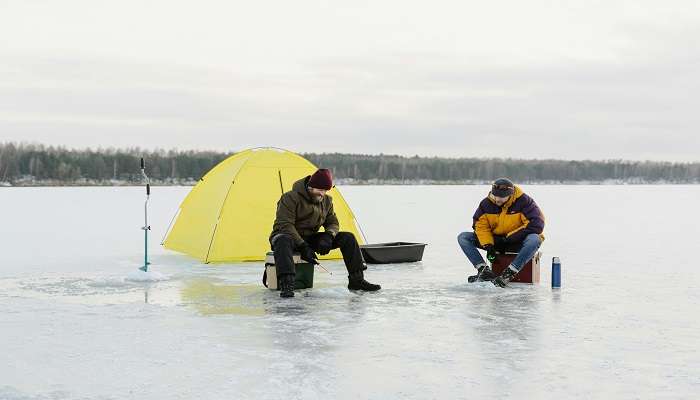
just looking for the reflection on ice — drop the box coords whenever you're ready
[181,280,266,316]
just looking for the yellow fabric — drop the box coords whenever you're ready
[473,211,495,246]
[162,148,364,262]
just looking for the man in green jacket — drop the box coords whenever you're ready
[269,168,381,298]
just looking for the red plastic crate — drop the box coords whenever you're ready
[491,251,541,284]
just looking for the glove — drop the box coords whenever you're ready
[493,236,509,253]
[484,244,497,262]
[299,243,318,264]
[317,232,335,255]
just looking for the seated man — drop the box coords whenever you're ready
[269,168,381,298]
[457,178,545,287]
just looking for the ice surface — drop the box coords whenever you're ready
[125,270,170,282]
[1,185,699,399]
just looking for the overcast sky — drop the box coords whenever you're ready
[1,0,699,161]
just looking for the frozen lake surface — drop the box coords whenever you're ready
[1,185,699,399]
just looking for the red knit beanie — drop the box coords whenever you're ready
[308,169,333,190]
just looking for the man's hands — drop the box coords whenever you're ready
[299,232,335,264]
[493,236,509,253]
[299,243,318,264]
[485,236,510,262]
[317,232,335,255]
[483,244,497,262]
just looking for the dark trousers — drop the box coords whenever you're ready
[272,232,366,277]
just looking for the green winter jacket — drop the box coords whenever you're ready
[269,176,340,246]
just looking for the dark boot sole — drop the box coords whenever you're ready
[468,275,495,283]
[492,278,509,288]
[347,285,381,291]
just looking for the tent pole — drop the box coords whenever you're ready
[160,208,179,245]
[277,170,284,194]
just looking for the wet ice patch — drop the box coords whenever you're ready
[303,286,355,299]
[17,276,133,297]
[0,386,70,400]
[125,270,169,282]
[1,272,178,307]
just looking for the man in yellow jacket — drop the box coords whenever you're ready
[457,178,545,287]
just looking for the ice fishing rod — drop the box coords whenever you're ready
[139,157,151,272]
[315,261,332,275]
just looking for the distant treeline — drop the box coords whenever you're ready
[1,143,698,185]
[304,153,700,183]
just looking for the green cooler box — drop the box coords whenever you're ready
[264,251,315,290]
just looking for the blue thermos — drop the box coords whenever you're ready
[551,257,561,288]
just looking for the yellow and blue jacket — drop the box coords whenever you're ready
[472,185,545,246]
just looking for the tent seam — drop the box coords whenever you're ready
[204,152,253,262]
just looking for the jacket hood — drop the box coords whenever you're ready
[292,176,313,202]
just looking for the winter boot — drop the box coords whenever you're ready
[493,265,518,288]
[348,272,381,291]
[279,274,295,298]
[468,264,497,283]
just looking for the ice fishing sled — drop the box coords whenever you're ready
[360,242,427,264]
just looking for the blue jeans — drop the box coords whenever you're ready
[457,231,541,272]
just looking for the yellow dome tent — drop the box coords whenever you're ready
[162,148,365,263]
